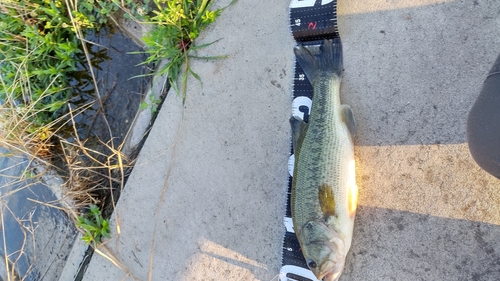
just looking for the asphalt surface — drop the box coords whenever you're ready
[83,0,500,280]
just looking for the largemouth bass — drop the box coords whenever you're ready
[291,38,357,281]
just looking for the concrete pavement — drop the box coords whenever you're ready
[83,0,500,280]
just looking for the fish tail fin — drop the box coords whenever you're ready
[293,38,343,83]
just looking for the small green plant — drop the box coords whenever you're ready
[136,0,236,102]
[118,0,153,20]
[76,0,121,28]
[139,93,162,113]
[76,204,110,245]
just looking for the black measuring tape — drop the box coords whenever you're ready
[280,1,340,280]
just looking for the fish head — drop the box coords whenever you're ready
[300,220,346,281]
[303,241,345,281]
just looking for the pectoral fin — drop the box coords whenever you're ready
[340,104,356,137]
[319,183,336,219]
[290,116,308,153]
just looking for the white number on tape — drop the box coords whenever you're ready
[284,216,295,233]
[288,154,295,177]
[292,96,312,121]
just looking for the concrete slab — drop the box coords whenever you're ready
[84,0,293,280]
[84,0,500,280]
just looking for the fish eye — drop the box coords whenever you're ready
[307,259,317,268]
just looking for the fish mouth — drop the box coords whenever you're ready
[304,248,344,281]
[321,270,342,281]
[311,261,338,281]
[315,255,344,281]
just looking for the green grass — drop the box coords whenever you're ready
[133,0,236,103]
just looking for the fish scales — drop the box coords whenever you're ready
[291,39,357,281]
[293,77,351,225]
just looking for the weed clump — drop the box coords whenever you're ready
[0,0,80,128]
[135,0,236,102]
